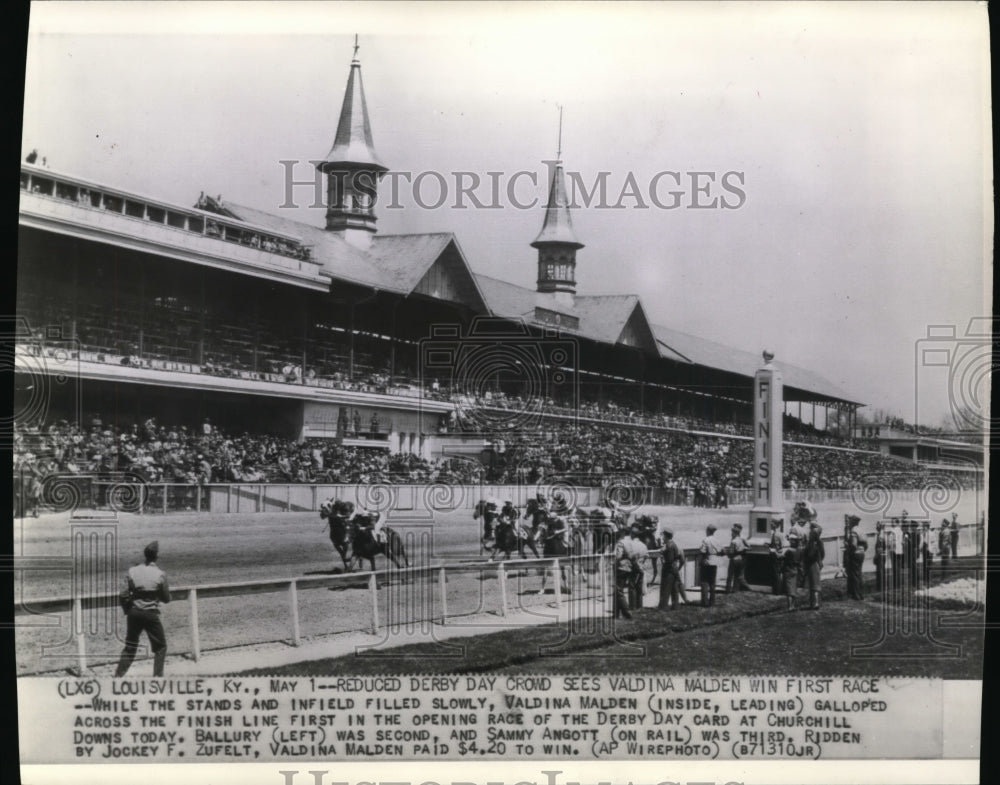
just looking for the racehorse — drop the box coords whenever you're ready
[320,498,356,572]
[575,506,622,555]
[350,512,409,573]
[474,498,501,550]
[490,515,540,562]
[536,514,577,594]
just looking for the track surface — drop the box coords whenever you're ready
[13,492,984,674]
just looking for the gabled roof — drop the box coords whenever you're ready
[474,275,657,350]
[214,200,489,310]
[572,295,643,345]
[367,232,455,290]
[653,323,861,404]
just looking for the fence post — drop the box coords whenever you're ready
[438,567,448,625]
[189,588,200,662]
[196,484,202,513]
[312,486,318,512]
[287,485,291,512]
[553,560,562,609]
[498,561,508,618]
[227,485,232,514]
[257,485,264,513]
[74,596,87,676]
[288,581,300,646]
[162,484,168,514]
[600,552,609,605]
[369,572,379,634]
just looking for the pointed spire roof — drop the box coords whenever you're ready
[318,38,387,173]
[531,160,584,249]
[532,111,583,249]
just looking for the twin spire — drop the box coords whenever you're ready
[317,37,584,295]
[316,36,387,248]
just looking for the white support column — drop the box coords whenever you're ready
[498,562,508,618]
[74,596,87,676]
[189,588,201,662]
[288,581,301,646]
[438,567,448,625]
[368,572,380,634]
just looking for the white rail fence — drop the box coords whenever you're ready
[19,521,985,676]
[56,480,985,515]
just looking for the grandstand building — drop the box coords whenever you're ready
[16,44,867,461]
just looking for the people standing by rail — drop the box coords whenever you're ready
[657,529,685,611]
[698,524,723,607]
[115,540,171,677]
[844,515,865,600]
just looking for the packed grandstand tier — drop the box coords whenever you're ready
[12,417,979,492]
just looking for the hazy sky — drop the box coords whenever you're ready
[20,2,992,428]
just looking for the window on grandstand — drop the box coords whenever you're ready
[31,177,54,196]
[125,200,145,218]
[102,195,123,212]
[167,211,186,229]
[55,183,78,201]
[146,206,165,223]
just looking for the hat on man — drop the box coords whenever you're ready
[143,541,159,560]
[732,523,743,532]
[941,518,950,526]
[662,528,674,539]
[706,524,717,534]
[770,518,783,528]
[847,515,861,526]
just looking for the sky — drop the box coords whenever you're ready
[19,2,992,429]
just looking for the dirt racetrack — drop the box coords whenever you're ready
[13,490,985,674]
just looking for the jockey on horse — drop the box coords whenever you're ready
[474,496,501,549]
[319,497,356,572]
[489,500,539,562]
[523,492,550,553]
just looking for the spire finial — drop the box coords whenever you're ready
[353,34,360,61]
[556,104,563,161]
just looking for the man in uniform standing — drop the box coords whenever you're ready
[874,521,888,593]
[844,515,865,600]
[657,529,685,611]
[725,523,751,593]
[115,541,171,677]
[803,522,825,610]
[950,513,960,559]
[938,519,951,574]
[699,524,723,607]
[767,518,784,595]
[613,524,648,619]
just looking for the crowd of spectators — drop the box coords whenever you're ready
[480,422,978,492]
[13,412,976,505]
[12,417,484,488]
[453,392,879,451]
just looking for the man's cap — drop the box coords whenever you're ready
[143,541,159,559]
[847,515,861,526]
[706,524,717,533]
[732,523,742,532]
[770,518,783,527]
[941,518,950,525]
[662,529,673,538]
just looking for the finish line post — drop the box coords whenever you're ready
[746,351,786,583]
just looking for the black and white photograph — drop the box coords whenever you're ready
[11,2,990,784]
